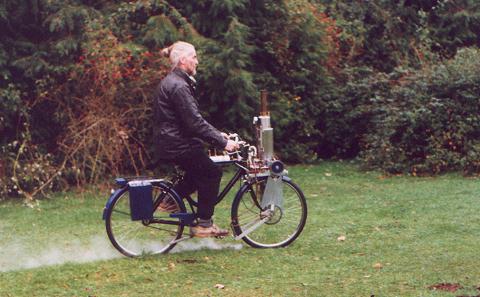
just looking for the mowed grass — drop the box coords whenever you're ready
[1,162,480,297]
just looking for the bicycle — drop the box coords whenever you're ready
[102,135,308,257]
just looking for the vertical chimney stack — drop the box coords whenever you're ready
[255,90,274,161]
[260,90,269,116]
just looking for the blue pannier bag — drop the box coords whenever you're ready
[128,180,154,221]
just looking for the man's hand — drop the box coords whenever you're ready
[225,139,239,152]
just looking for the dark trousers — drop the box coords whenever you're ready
[173,148,222,220]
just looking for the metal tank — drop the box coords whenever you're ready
[254,90,274,162]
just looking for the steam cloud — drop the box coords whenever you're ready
[173,238,243,253]
[0,236,243,272]
[0,235,121,272]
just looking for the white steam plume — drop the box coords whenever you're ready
[0,235,121,272]
[0,236,243,272]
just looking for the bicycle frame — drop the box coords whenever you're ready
[149,160,248,227]
[206,161,246,206]
[104,89,308,255]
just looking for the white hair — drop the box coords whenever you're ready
[161,41,195,68]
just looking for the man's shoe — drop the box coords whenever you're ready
[190,224,229,238]
[156,198,179,213]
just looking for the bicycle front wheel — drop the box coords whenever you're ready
[105,185,185,257]
[231,177,307,248]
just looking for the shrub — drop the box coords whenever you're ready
[360,47,480,175]
[54,21,170,185]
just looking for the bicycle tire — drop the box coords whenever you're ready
[105,184,186,257]
[231,177,307,248]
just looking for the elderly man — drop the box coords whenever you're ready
[153,41,238,238]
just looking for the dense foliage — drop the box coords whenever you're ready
[361,48,480,175]
[1,0,479,199]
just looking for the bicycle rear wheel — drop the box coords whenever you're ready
[231,177,307,248]
[105,185,185,257]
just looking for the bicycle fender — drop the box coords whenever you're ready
[234,182,251,203]
[231,178,270,236]
[250,175,291,182]
[152,181,184,205]
[102,188,126,220]
[232,175,292,206]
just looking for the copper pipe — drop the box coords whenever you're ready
[260,90,269,116]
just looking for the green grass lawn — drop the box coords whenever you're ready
[1,162,480,297]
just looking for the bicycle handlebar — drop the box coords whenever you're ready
[225,133,249,153]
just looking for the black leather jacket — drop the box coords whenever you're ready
[153,68,227,159]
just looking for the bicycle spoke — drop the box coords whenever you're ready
[144,224,181,235]
[106,186,184,257]
[232,178,307,248]
[238,211,261,222]
[112,209,130,217]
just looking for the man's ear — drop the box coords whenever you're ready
[178,56,185,66]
